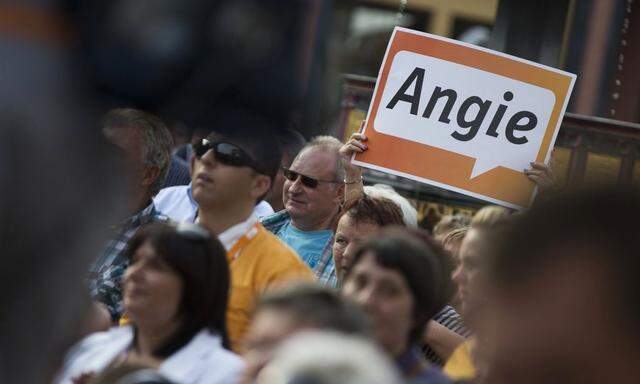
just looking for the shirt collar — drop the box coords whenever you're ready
[123,201,156,228]
[218,212,259,251]
[186,183,196,206]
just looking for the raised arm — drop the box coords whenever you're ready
[340,123,368,209]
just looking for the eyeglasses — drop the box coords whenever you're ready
[282,167,340,189]
[193,139,259,171]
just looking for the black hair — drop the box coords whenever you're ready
[124,222,231,357]
[347,227,451,346]
[491,187,640,326]
[202,106,283,182]
[255,283,370,336]
[277,128,306,165]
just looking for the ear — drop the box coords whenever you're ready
[250,174,272,200]
[141,165,161,188]
[333,183,345,204]
[189,153,195,177]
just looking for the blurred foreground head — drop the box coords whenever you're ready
[256,331,402,384]
[0,5,126,383]
[488,187,640,384]
[242,283,369,384]
[341,227,452,357]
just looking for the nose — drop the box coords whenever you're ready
[342,243,356,269]
[124,261,144,285]
[352,284,377,310]
[287,174,305,193]
[199,148,217,167]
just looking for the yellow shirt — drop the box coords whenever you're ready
[226,223,314,352]
[443,339,477,381]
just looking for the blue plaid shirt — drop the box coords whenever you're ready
[262,210,337,287]
[88,202,166,320]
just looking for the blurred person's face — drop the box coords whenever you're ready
[452,228,486,317]
[123,241,183,326]
[191,139,270,210]
[333,215,379,281]
[443,237,463,310]
[241,308,306,384]
[342,253,414,356]
[487,246,637,384]
[103,125,159,211]
[283,147,342,229]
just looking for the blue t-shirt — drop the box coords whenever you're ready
[276,221,333,270]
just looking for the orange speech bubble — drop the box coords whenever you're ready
[353,27,576,209]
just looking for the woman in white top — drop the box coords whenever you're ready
[55,222,244,384]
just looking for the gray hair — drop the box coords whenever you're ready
[365,184,418,228]
[102,108,173,195]
[256,331,402,384]
[300,135,345,182]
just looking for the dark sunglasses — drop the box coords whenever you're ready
[282,167,340,189]
[193,139,259,171]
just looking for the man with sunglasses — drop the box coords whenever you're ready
[173,112,313,351]
[262,136,346,287]
[153,144,275,224]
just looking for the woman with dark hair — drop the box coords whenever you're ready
[341,227,453,384]
[55,222,243,384]
[332,195,405,282]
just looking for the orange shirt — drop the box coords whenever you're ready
[443,339,477,381]
[226,223,314,352]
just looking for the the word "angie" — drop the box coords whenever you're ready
[385,67,539,145]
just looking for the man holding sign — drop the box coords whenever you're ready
[351,27,575,209]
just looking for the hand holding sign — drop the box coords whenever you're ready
[353,27,575,209]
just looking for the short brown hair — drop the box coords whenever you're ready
[345,196,405,228]
[255,283,369,336]
[102,108,172,195]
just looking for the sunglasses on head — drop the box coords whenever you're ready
[282,167,340,189]
[193,139,259,170]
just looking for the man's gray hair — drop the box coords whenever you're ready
[103,108,173,195]
[301,135,345,182]
[256,331,402,384]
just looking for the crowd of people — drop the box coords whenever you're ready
[51,108,640,384]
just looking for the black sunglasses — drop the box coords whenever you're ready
[282,167,340,189]
[193,139,259,171]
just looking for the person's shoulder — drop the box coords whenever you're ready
[206,343,244,370]
[197,333,245,384]
[155,184,190,202]
[248,225,314,278]
[254,200,274,218]
[254,225,302,259]
[57,327,133,379]
[260,210,290,229]
[74,326,132,351]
